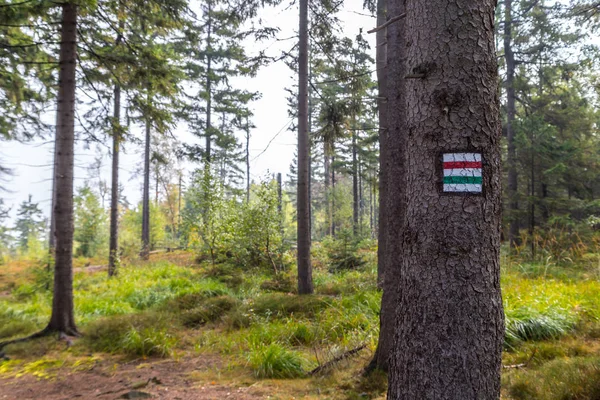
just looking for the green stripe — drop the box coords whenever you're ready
[443,176,482,184]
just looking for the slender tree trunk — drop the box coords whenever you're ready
[205,0,213,166]
[359,159,363,236]
[352,113,359,237]
[46,2,79,335]
[388,1,504,398]
[505,0,519,247]
[368,0,401,373]
[375,0,389,290]
[324,142,332,236]
[331,153,336,238]
[246,115,250,203]
[140,113,151,260]
[296,0,313,294]
[108,83,121,276]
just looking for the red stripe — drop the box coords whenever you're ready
[443,161,482,169]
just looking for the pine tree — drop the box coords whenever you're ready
[388,0,504,397]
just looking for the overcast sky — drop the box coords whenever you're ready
[0,0,376,222]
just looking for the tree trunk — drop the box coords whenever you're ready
[140,113,151,260]
[505,0,519,247]
[331,153,336,238]
[324,142,332,236]
[352,113,359,237]
[296,0,313,295]
[369,0,402,374]
[246,115,250,203]
[375,0,389,290]
[205,0,213,166]
[388,1,504,398]
[108,83,121,276]
[46,2,79,335]
[108,8,124,276]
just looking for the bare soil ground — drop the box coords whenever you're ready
[0,356,272,400]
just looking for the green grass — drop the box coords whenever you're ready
[2,247,600,399]
[247,343,305,379]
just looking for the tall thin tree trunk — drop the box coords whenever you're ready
[205,0,213,166]
[359,159,363,236]
[140,112,151,260]
[246,115,250,203]
[297,0,313,294]
[46,2,79,335]
[375,0,389,290]
[108,83,121,276]
[352,113,359,237]
[505,0,519,247]
[331,153,336,238]
[324,142,332,236]
[388,1,504,397]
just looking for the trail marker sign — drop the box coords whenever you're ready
[442,153,482,194]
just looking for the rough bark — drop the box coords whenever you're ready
[504,0,519,247]
[108,83,121,276]
[369,0,404,374]
[387,1,504,398]
[46,2,79,335]
[296,0,313,295]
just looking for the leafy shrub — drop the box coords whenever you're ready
[247,343,305,379]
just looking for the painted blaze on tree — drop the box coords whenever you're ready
[442,153,483,193]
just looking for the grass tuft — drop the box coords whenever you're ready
[247,343,305,379]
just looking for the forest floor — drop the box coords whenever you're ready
[1,247,600,399]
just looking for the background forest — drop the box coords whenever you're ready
[0,0,599,399]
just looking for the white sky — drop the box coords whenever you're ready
[0,0,376,223]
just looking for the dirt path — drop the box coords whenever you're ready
[0,356,270,400]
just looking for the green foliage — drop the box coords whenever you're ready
[84,311,176,357]
[505,307,576,348]
[119,202,168,257]
[13,195,46,255]
[247,343,305,379]
[180,295,240,328]
[250,293,333,318]
[324,232,367,273]
[74,185,108,258]
[183,171,286,271]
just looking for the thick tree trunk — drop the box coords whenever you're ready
[388,1,504,398]
[108,83,121,276]
[369,0,403,374]
[296,0,313,294]
[375,0,388,290]
[505,0,519,247]
[46,2,79,335]
[331,153,336,238]
[140,116,151,260]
